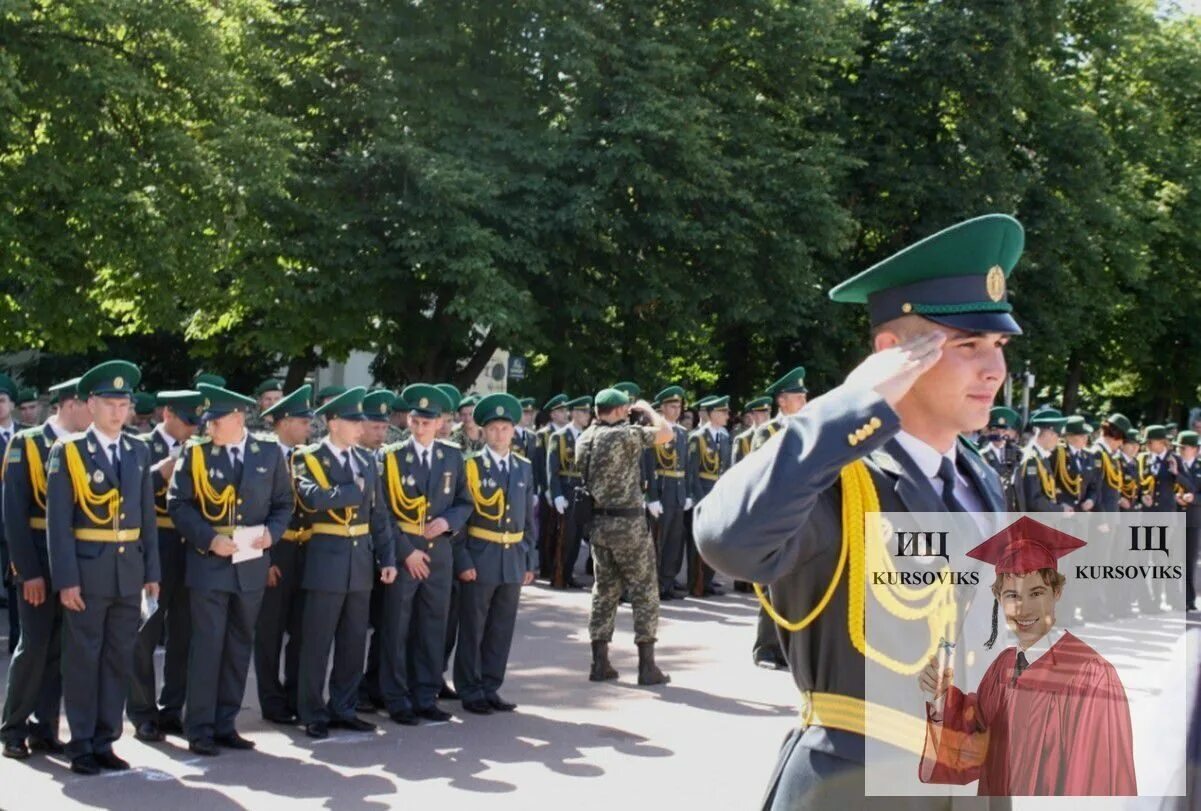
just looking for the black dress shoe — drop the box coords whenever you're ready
[70,754,101,775]
[214,732,255,750]
[158,717,184,736]
[2,741,29,760]
[304,722,329,739]
[438,684,459,701]
[135,721,164,742]
[659,589,675,601]
[263,711,299,725]
[329,716,376,732]
[486,695,517,712]
[462,699,493,715]
[704,584,723,595]
[27,737,64,754]
[355,698,376,714]
[415,705,452,722]
[189,738,220,757]
[94,751,130,771]
[389,709,419,726]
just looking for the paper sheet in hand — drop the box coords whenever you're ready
[232,525,266,564]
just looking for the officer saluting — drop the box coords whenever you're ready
[294,387,398,739]
[128,389,204,743]
[45,361,161,775]
[452,394,537,714]
[168,383,293,756]
[695,215,1019,809]
[1,378,89,761]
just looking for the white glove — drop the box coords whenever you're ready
[554,496,568,514]
[647,501,664,519]
[684,498,694,511]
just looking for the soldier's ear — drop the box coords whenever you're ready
[873,330,902,353]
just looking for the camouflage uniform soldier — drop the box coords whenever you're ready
[384,394,411,445]
[579,389,674,686]
[309,385,346,442]
[449,395,485,455]
[732,397,771,464]
[246,379,284,433]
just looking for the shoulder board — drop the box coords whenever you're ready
[60,431,89,445]
[123,433,149,449]
[437,438,461,450]
[294,443,320,456]
[17,426,43,440]
[136,431,156,444]
[511,451,530,464]
[380,440,406,454]
[1137,451,1149,460]
[251,431,276,443]
[186,435,213,447]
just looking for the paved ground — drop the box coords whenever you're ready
[0,578,799,810]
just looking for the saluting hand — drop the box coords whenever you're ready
[845,331,947,409]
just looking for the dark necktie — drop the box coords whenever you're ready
[498,458,508,479]
[342,450,353,477]
[420,449,431,477]
[937,456,964,512]
[108,443,121,483]
[1013,650,1029,685]
[0,430,10,450]
[230,447,243,482]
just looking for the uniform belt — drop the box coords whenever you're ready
[282,528,312,542]
[466,526,523,545]
[593,506,645,518]
[800,691,925,756]
[156,516,175,529]
[73,528,141,543]
[29,516,47,530]
[699,472,721,481]
[396,521,427,536]
[656,470,684,478]
[310,522,370,538]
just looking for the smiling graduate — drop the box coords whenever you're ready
[919,515,1137,796]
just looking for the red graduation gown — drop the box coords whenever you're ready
[920,630,1137,795]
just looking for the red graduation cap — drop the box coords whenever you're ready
[966,515,1086,574]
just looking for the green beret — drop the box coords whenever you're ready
[988,406,1020,429]
[475,393,522,426]
[193,372,226,388]
[133,392,156,415]
[518,397,536,410]
[565,395,593,410]
[79,360,140,399]
[16,387,37,406]
[1143,424,1168,442]
[315,386,368,421]
[156,390,206,425]
[543,393,569,411]
[48,378,80,405]
[1063,415,1092,436]
[612,381,641,397]
[436,384,463,410]
[829,214,1024,335]
[1176,431,1199,448]
[317,385,347,402]
[1104,413,1133,434]
[261,385,314,420]
[197,382,255,419]
[595,388,630,408]
[402,383,454,419]
[0,373,17,401]
[744,396,772,412]
[254,378,283,398]
[706,395,731,411]
[654,386,685,406]
[391,395,412,413]
[765,366,807,396]
[1028,407,1066,431]
[457,394,480,411]
[362,390,396,422]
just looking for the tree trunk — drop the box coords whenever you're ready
[1062,350,1083,414]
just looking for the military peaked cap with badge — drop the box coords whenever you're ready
[474,393,522,426]
[566,395,593,411]
[0,373,18,401]
[1063,415,1092,436]
[261,384,314,421]
[196,383,255,420]
[133,392,156,416]
[436,384,463,411]
[48,377,80,405]
[745,396,772,413]
[1143,424,1168,442]
[79,360,140,398]
[765,367,807,396]
[362,390,395,422]
[1176,431,1199,448]
[542,393,569,411]
[829,213,1024,335]
[391,393,412,413]
[402,383,454,419]
[193,372,226,388]
[706,396,730,411]
[612,381,641,398]
[988,406,1020,430]
[518,397,536,411]
[654,386,685,407]
[315,386,367,421]
[316,385,347,403]
[1104,413,1133,434]
[156,390,206,425]
[1029,407,1067,431]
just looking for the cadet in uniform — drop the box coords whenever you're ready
[253,385,315,724]
[513,398,539,462]
[547,396,592,588]
[127,393,156,435]
[645,386,690,600]
[435,384,461,440]
[733,397,772,463]
[686,395,731,597]
[978,406,1020,508]
[1138,424,1195,612]
[16,388,40,427]
[450,395,485,454]
[376,384,472,724]
[581,389,674,685]
[46,361,161,775]
[1175,431,1201,610]
[385,394,411,445]
[310,385,347,441]
[452,394,536,713]
[128,389,204,743]
[1,378,88,760]
[357,389,396,710]
[247,378,284,431]
[535,394,569,580]
[1015,408,1071,512]
[168,382,293,755]
[1,372,30,649]
[1092,413,1132,618]
[695,214,1020,810]
[294,387,398,739]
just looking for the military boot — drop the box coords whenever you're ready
[637,641,670,685]
[589,640,618,682]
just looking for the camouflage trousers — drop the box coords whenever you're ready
[588,525,660,644]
